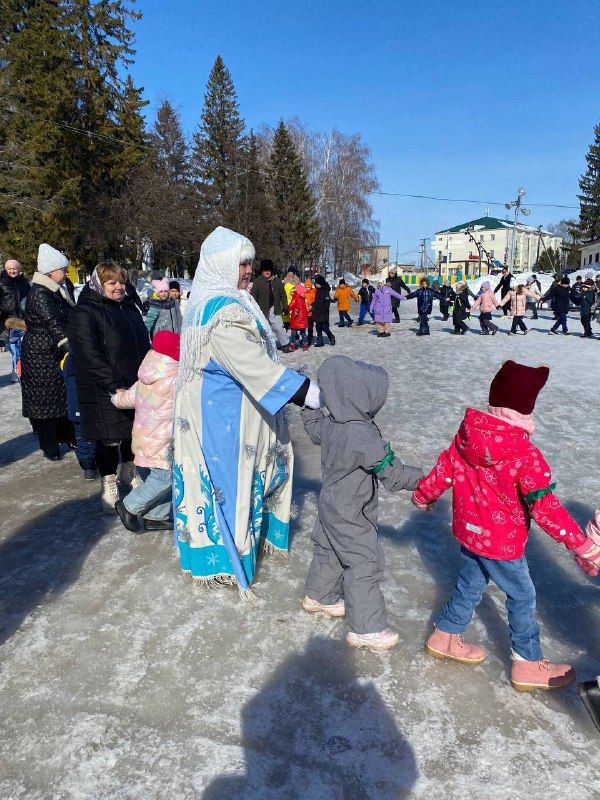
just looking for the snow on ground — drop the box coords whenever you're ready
[0,302,599,800]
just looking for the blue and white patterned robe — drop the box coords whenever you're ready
[173,297,304,588]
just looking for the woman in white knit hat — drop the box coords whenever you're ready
[21,244,75,460]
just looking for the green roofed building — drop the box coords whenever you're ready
[432,216,562,278]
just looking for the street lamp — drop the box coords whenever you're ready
[505,188,531,272]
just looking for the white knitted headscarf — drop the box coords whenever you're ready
[178,226,278,385]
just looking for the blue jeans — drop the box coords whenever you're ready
[436,546,542,660]
[290,329,307,346]
[123,467,172,521]
[551,312,568,333]
[74,422,96,470]
[358,304,374,323]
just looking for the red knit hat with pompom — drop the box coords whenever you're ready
[152,331,180,362]
[489,360,549,415]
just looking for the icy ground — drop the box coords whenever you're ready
[1,303,599,800]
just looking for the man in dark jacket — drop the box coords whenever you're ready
[494,267,513,315]
[250,259,290,351]
[388,267,410,322]
[548,277,571,335]
[570,275,584,307]
[0,259,30,327]
[357,278,375,325]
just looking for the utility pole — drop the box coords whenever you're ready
[419,239,426,272]
[505,188,530,271]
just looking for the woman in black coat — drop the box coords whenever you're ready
[0,259,30,326]
[68,261,150,512]
[312,275,335,347]
[21,247,76,460]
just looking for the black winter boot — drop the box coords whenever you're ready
[115,499,140,532]
[328,334,336,345]
[580,681,600,732]
[314,336,324,347]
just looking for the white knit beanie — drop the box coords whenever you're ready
[37,243,69,274]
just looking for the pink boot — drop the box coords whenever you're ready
[426,627,486,664]
[346,630,399,651]
[302,595,345,618]
[510,657,575,692]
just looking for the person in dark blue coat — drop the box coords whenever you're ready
[579,277,596,338]
[406,278,440,336]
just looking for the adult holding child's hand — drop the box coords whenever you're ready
[173,226,315,596]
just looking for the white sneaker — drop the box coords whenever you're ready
[101,474,119,515]
[302,595,346,618]
[346,629,399,651]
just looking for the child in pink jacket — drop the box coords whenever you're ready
[412,360,600,692]
[111,331,179,533]
[471,281,500,335]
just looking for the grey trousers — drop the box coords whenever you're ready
[268,309,289,347]
[304,517,387,634]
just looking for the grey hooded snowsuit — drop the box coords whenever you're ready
[302,355,423,633]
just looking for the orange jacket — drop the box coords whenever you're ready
[333,284,359,311]
[305,286,317,315]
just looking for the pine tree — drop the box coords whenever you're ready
[571,123,600,242]
[238,131,274,259]
[191,56,245,229]
[536,247,562,273]
[149,100,199,274]
[0,0,145,267]
[0,1,82,266]
[266,121,320,269]
[152,100,189,183]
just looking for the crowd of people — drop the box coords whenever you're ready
[2,229,600,729]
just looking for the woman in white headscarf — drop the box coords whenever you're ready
[174,227,318,594]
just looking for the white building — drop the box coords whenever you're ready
[580,238,600,268]
[432,216,562,278]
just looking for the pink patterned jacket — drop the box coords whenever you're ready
[413,407,586,560]
[112,350,178,470]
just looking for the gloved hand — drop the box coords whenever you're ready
[573,538,600,577]
[57,341,70,359]
[303,380,321,410]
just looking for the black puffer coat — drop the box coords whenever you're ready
[312,282,332,323]
[0,270,30,325]
[68,284,151,442]
[21,274,74,419]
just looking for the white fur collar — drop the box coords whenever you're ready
[32,271,74,306]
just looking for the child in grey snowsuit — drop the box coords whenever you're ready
[301,355,423,652]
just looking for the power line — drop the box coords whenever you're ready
[373,190,578,210]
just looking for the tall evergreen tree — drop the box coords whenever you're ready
[0,1,81,266]
[152,100,189,183]
[191,55,245,229]
[0,0,145,267]
[238,131,274,259]
[571,123,600,242]
[266,121,320,269]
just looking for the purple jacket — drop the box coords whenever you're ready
[370,285,404,323]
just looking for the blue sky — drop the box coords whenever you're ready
[130,0,599,260]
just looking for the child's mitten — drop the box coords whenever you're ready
[573,539,600,577]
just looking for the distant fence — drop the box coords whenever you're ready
[398,273,478,285]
